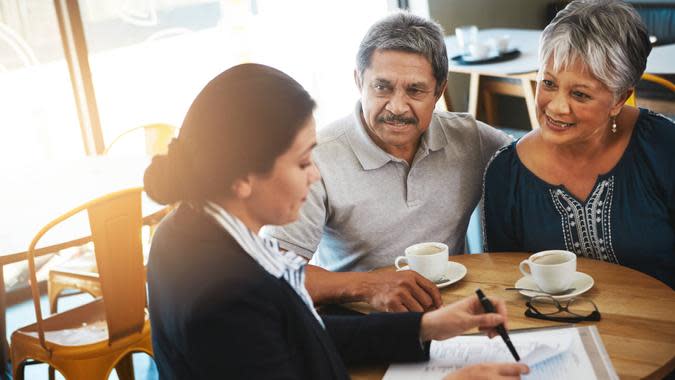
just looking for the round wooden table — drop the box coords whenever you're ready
[348,253,675,380]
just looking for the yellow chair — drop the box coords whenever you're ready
[11,188,152,380]
[626,73,675,106]
[48,123,176,314]
[104,123,177,156]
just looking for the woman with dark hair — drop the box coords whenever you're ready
[145,63,528,379]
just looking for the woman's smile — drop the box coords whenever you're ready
[545,114,577,131]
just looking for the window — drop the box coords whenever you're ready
[80,0,392,146]
[0,0,83,166]
[0,0,398,291]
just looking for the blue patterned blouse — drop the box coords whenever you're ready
[483,109,674,288]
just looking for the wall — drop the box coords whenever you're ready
[428,0,549,32]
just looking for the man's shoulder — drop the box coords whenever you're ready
[432,111,477,129]
[317,113,354,144]
[432,111,510,145]
[432,111,499,135]
[313,113,358,161]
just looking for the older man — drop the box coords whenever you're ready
[264,12,511,312]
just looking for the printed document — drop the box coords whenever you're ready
[383,326,617,380]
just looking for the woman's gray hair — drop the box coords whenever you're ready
[356,11,448,95]
[539,0,651,97]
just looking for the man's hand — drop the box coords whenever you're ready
[361,270,443,312]
[302,265,441,311]
[419,295,509,341]
[443,363,530,380]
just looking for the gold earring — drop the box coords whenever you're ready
[611,116,617,133]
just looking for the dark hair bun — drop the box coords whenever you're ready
[144,139,188,205]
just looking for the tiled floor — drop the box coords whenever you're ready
[6,292,157,380]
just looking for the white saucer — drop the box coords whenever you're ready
[397,262,467,288]
[514,272,594,301]
[461,48,519,62]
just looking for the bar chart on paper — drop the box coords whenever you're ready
[383,326,617,380]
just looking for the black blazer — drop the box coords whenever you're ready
[147,204,429,379]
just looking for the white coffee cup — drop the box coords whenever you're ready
[519,250,577,293]
[468,42,490,59]
[490,35,510,53]
[455,25,478,55]
[395,242,449,282]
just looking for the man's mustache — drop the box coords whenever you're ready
[377,113,418,125]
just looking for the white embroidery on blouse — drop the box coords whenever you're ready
[481,144,513,251]
[549,177,619,264]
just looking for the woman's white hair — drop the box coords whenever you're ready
[539,0,652,97]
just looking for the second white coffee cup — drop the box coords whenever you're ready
[395,242,448,282]
[490,35,511,53]
[519,250,577,293]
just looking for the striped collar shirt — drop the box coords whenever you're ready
[202,201,324,327]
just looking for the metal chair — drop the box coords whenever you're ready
[626,73,675,107]
[48,123,176,314]
[104,123,177,156]
[11,188,152,380]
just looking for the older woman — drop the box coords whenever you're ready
[483,0,674,288]
[145,63,528,379]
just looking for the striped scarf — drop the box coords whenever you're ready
[202,201,324,328]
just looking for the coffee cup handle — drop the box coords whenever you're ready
[394,256,408,271]
[519,260,532,277]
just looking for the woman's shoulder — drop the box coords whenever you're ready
[633,108,675,159]
[484,138,521,181]
[635,108,675,143]
[150,204,270,290]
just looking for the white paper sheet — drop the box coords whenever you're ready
[383,327,602,380]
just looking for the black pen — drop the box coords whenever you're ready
[475,289,520,361]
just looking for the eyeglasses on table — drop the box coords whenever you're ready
[525,295,601,323]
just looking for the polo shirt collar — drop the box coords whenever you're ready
[346,101,449,170]
[425,113,449,152]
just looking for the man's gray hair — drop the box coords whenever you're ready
[539,0,651,97]
[356,12,448,95]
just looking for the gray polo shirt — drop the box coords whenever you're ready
[262,102,511,272]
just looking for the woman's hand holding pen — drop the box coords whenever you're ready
[419,295,530,379]
[419,295,509,341]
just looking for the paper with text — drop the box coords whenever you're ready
[383,328,600,380]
